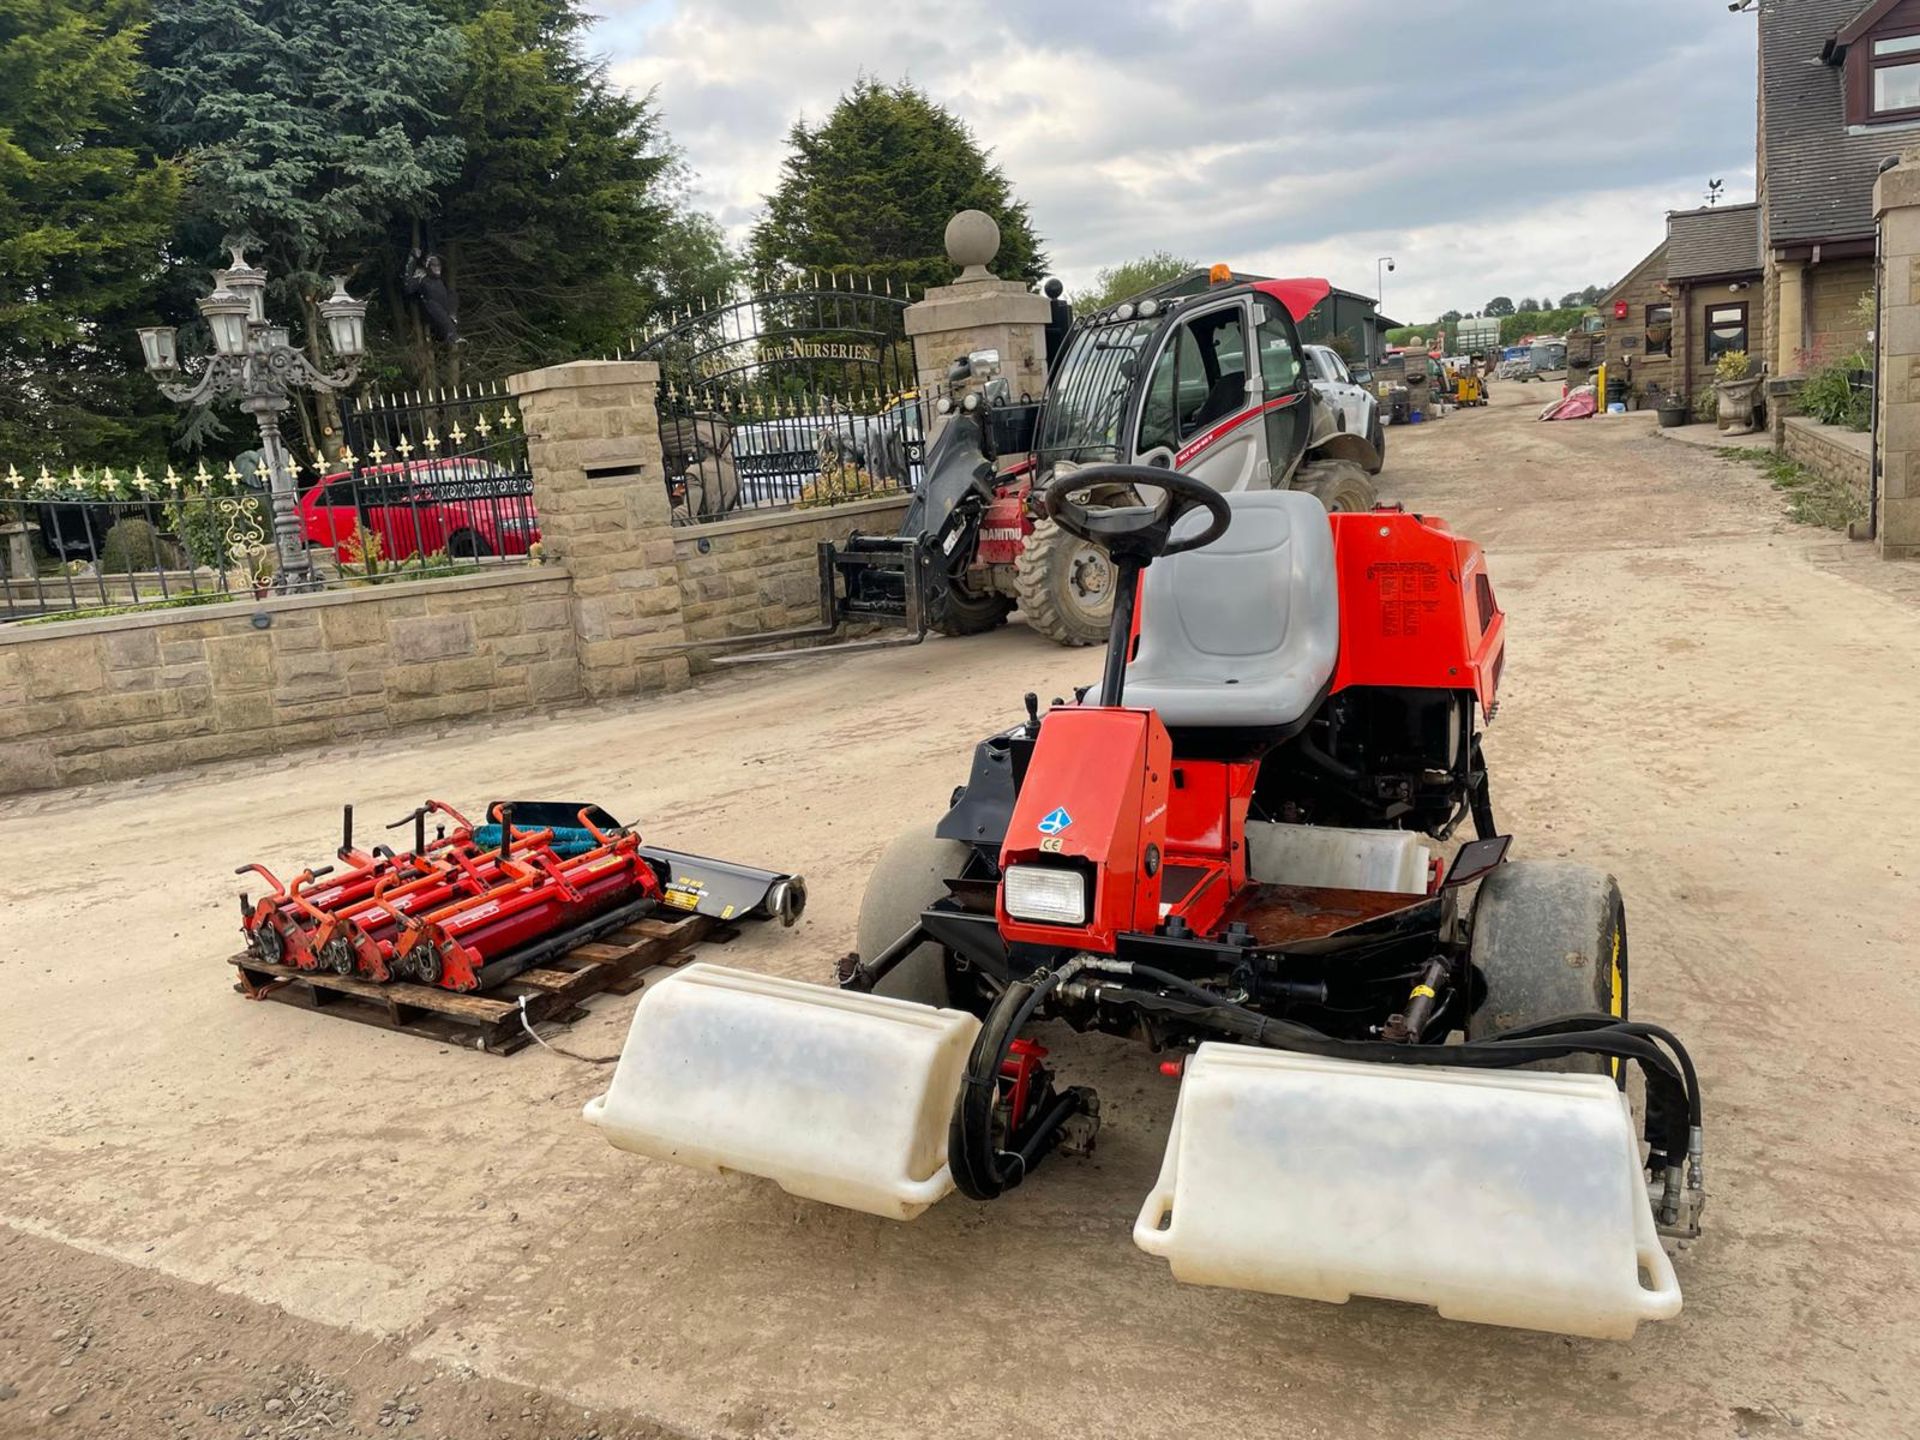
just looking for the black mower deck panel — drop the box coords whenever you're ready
[231,910,732,1055]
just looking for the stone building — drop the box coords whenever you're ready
[1668,204,1766,401]
[1595,240,1674,403]
[1757,0,1895,374]
[1596,205,1766,407]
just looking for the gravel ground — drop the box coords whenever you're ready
[3,386,1918,1438]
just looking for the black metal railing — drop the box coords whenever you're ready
[297,459,538,579]
[3,389,539,624]
[0,469,272,621]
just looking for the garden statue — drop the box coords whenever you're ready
[405,251,460,344]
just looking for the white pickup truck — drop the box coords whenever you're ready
[1304,344,1385,471]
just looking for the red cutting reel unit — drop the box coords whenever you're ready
[239,799,805,993]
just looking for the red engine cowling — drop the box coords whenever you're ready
[1327,509,1504,717]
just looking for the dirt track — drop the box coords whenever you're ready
[5,388,1920,1439]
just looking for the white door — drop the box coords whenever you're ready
[1134,297,1268,492]
[1331,350,1377,435]
[1309,347,1371,434]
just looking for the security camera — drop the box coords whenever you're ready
[1387,260,1397,273]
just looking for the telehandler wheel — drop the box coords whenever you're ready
[926,579,1014,637]
[1015,518,1112,646]
[855,826,974,1009]
[1466,860,1628,1078]
[1297,458,1378,512]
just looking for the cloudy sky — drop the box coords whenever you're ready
[590,0,1759,321]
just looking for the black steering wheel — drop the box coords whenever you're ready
[1037,464,1231,563]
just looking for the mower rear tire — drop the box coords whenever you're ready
[1015,518,1112,646]
[1296,458,1378,513]
[1466,860,1627,1076]
[855,826,973,1009]
[926,578,1014,637]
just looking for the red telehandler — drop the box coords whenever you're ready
[725,275,1383,657]
[588,472,1708,1342]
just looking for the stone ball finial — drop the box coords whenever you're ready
[945,210,1001,282]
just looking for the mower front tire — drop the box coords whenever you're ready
[1466,860,1627,1076]
[1296,458,1378,513]
[855,826,972,1010]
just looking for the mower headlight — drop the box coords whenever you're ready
[1003,865,1088,926]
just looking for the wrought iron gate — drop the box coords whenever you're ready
[630,277,923,524]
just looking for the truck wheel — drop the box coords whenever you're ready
[925,577,1014,637]
[1296,459,1378,512]
[1015,518,1111,646]
[855,826,974,1009]
[1466,861,1627,1077]
[1366,415,1387,474]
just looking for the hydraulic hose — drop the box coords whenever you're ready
[1087,961,1703,1164]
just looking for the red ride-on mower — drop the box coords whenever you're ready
[588,472,1708,1340]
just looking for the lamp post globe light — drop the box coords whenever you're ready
[138,245,368,590]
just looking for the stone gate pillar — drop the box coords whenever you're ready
[904,211,1051,439]
[1874,155,1920,558]
[506,359,690,697]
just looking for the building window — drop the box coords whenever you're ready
[1645,303,1672,357]
[1705,303,1748,364]
[1872,34,1920,116]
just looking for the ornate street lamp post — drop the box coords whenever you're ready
[137,246,367,590]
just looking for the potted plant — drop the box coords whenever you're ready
[1713,350,1764,434]
[247,546,277,598]
[1653,386,1690,428]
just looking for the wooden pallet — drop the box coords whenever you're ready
[230,910,733,1055]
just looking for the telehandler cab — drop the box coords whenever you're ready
[721,277,1384,659]
[589,470,1708,1341]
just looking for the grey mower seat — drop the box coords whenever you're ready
[1124,490,1339,729]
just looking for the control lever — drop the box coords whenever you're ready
[385,804,430,855]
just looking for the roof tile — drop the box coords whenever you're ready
[1667,204,1762,279]
[1761,0,1906,247]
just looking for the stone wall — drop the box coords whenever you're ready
[0,569,577,793]
[672,496,912,655]
[1781,415,1872,510]
[1806,258,1874,366]
[0,257,1011,794]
